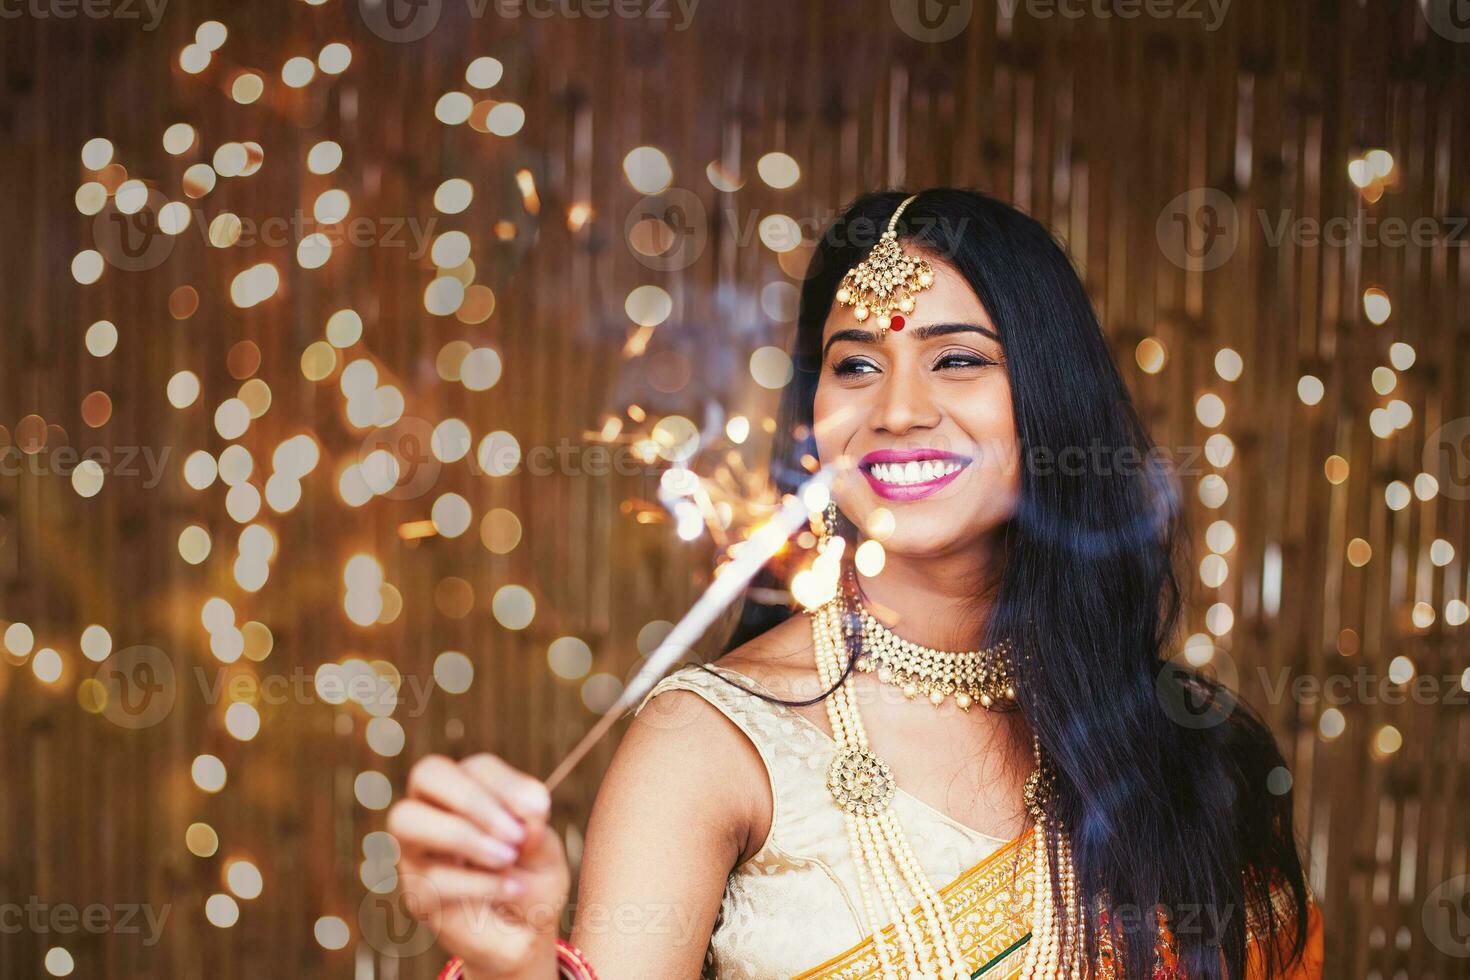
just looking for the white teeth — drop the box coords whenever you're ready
[868,459,964,486]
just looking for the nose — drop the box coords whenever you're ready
[870,369,942,436]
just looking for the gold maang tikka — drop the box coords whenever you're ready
[833,194,936,338]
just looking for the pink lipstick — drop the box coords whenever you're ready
[858,448,972,502]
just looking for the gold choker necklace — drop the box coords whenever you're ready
[854,605,1017,710]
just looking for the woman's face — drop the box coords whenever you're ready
[813,254,1021,558]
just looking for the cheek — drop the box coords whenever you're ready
[956,384,1021,493]
[949,373,1014,436]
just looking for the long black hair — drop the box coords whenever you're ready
[720,188,1308,978]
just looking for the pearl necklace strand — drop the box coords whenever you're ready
[812,594,1083,978]
[1018,738,1084,978]
[812,599,969,980]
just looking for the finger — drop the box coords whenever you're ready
[399,851,525,903]
[396,856,527,943]
[460,754,553,824]
[396,858,453,925]
[407,755,527,844]
[419,862,527,905]
[388,799,518,870]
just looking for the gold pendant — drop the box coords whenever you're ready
[826,747,895,817]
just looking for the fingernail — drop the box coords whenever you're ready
[495,814,527,844]
[501,877,525,898]
[521,785,551,816]
[480,836,517,867]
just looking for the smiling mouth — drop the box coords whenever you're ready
[857,451,972,500]
[863,458,967,486]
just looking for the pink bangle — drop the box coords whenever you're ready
[555,940,600,980]
[436,942,598,980]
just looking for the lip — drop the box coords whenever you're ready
[858,448,972,501]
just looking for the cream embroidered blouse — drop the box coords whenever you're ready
[634,663,1012,979]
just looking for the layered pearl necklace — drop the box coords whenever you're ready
[1018,737,1084,978]
[810,593,1083,978]
[812,597,969,980]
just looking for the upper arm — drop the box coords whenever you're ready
[569,688,769,980]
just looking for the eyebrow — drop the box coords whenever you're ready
[821,321,1001,359]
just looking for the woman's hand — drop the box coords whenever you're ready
[389,753,570,980]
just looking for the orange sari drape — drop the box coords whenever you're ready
[794,831,1324,979]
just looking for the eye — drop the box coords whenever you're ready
[832,356,881,377]
[934,350,995,370]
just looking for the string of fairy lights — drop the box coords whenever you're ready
[0,10,1464,976]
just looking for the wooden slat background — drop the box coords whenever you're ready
[1,0,1467,976]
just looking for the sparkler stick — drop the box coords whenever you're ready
[544,465,836,792]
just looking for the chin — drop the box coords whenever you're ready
[828,458,1013,547]
[873,520,993,560]
[838,497,977,554]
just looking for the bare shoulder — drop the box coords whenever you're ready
[578,635,810,972]
[585,612,821,869]
[709,609,825,701]
[611,610,814,778]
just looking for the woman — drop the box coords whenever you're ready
[388,189,1324,979]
